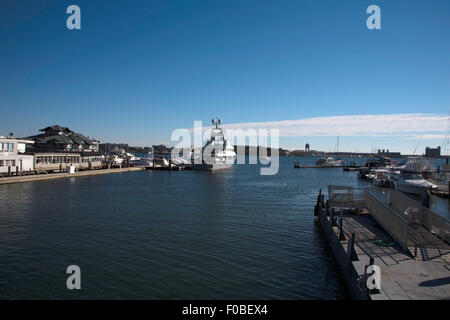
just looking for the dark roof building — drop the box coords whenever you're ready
[24,125,99,153]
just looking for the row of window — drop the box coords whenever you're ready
[82,157,103,162]
[0,160,16,167]
[0,143,14,152]
[36,156,80,164]
[35,156,103,165]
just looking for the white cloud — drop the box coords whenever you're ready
[217,113,448,137]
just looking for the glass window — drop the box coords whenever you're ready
[0,160,3,166]
[11,160,15,166]
[9,143,14,151]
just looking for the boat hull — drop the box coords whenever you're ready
[189,163,233,171]
[394,181,431,196]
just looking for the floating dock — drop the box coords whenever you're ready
[0,167,145,185]
[315,185,450,300]
[294,165,363,169]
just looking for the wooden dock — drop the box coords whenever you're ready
[430,182,450,198]
[315,186,450,300]
[0,167,145,185]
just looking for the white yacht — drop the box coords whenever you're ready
[315,156,344,167]
[190,118,236,171]
[393,172,438,196]
[392,157,437,195]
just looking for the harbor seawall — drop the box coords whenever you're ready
[317,201,369,300]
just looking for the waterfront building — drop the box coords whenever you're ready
[33,152,104,173]
[0,135,35,176]
[425,146,441,158]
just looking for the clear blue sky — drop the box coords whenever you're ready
[1,0,449,154]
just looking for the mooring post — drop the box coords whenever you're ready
[331,208,337,226]
[338,218,345,240]
[347,233,357,262]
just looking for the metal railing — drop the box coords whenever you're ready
[365,189,410,252]
[328,185,366,203]
[384,189,449,243]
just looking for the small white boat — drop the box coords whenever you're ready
[371,169,391,187]
[316,157,344,167]
[106,154,124,167]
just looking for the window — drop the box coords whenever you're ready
[0,160,3,166]
[9,143,14,151]
[11,160,15,166]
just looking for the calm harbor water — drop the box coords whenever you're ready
[0,156,447,299]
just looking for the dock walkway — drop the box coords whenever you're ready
[0,167,145,185]
[316,186,450,300]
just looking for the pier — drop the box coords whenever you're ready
[0,167,145,185]
[315,185,450,300]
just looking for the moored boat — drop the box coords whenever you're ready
[315,157,344,167]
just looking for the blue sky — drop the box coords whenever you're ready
[0,0,449,154]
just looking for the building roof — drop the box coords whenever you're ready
[39,125,72,133]
[23,125,96,148]
[70,133,92,145]
[39,135,73,144]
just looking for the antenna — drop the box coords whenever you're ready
[441,112,450,156]
[413,136,422,155]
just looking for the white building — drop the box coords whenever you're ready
[0,136,35,176]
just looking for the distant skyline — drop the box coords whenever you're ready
[1,1,449,154]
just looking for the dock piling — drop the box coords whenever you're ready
[338,218,345,241]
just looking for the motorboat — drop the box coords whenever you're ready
[364,156,398,169]
[393,172,438,195]
[371,169,391,187]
